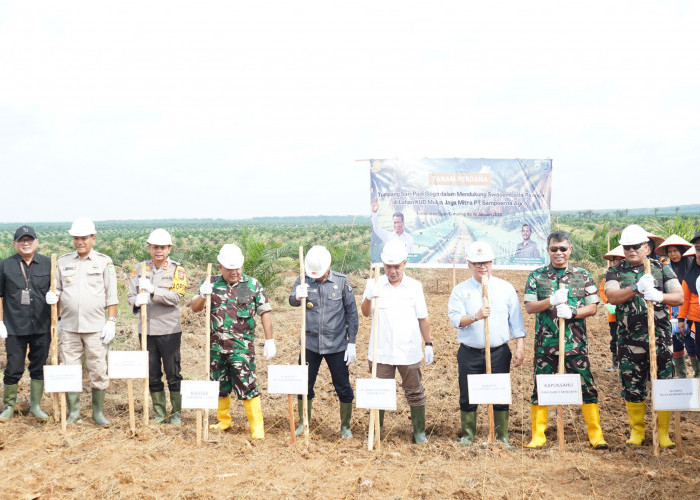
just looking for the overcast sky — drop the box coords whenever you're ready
[1,0,698,223]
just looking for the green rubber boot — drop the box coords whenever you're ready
[339,402,353,439]
[169,391,182,425]
[410,405,428,444]
[66,392,82,423]
[151,391,167,424]
[295,399,312,436]
[29,379,49,421]
[673,355,687,378]
[91,388,110,427]
[690,357,700,378]
[458,411,476,446]
[0,384,18,422]
[494,410,515,450]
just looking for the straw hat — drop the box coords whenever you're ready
[603,245,625,261]
[654,234,692,256]
[683,245,696,258]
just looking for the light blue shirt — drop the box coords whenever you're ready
[448,276,527,348]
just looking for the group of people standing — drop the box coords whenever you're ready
[1,219,699,450]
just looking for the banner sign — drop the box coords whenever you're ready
[368,158,552,269]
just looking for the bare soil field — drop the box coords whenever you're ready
[1,268,699,499]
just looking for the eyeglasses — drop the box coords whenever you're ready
[623,243,644,251]
[471,261,492,268]
[548,246,569,253]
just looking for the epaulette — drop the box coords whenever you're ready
[170,260,182,267]
[57,252,74,260]
[93,251,114,262]
[332,270,348,279]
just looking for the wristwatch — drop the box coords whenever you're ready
[470,314,477,322]
[630,283,638,293]
[570,307,578,319]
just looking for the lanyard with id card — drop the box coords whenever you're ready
[20,261,33,306]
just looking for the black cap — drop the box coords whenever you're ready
[690,231,700,244]
[14,226,37,241]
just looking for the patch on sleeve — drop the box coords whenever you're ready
[346,283,353,292]
[130,268,137,277]
[108,263,116,277]
[171,266,187,295]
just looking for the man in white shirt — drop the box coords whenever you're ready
[371,198,415,254]
[361,239,433,444]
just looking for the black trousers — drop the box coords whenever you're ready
[298,349,353,403]
[4,334,50,385]
[458,343,511,412]
[141,332,182,393]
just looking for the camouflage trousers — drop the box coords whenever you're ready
[530,352,598,405]
[618,336,674,403]
[210,348,260,400]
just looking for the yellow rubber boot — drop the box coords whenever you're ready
[657,411,676,449]
[625,401,645,445]
[526,404,548,448]
[210,397,232,430]
[581,403,608,449]
[243,396,265,439]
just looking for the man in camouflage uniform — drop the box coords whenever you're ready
[605,224,683,448]
[523,231,607,449]
[191,243,275,439]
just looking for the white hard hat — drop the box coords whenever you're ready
[217,243,245,269]
[305,245,331,278]
[380,240,408,265]
[467,241,495,263]
[619,224,649,246]
[68,217,96,237]
[147,228,173,246]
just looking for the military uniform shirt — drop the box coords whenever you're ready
[56,250,118,333]
[0,253,51,336]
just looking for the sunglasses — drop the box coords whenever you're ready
[623,243,644,251]
[548,246,569,253]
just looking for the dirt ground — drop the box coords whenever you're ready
[1,268,699,499]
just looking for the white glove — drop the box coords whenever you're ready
[636,274,655,294]
[101,320,116,345]
[344,343,356,365]
[556,303,573,319]
[138,277,155,294]
[424,345,434,366]
[549,288,569,306]
[295,283,309,299]
[264,339,277,360]
[365,281,381,300]
[643,288,663,303]
[199,281,213,296]
[0,321,7,339]
[45,290,60,305]
[135,292,150,307]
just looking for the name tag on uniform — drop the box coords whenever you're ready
[21,290,31,305]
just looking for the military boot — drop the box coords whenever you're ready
[673,355,687,378]
[29,379,49,421]
[458,411,476,446]
[526,404,548,448]
[410,405,428,444]
[658,411,676,449]
[339,402,353,439]
[494,410,515,450]
[690,357,700,378]
[169,391,182,425]
[295,399,312,436]
[243,396,265,439]
[0,384,18,422]
[150,391,167,424]
[625,401,645,446]
[91,388,110,427]
[66,392,82,423]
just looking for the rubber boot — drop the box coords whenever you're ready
[169,391,182,425]
[66,392,82,423]
[0,384,18,422]
[295,399,312,436]
[150,391,167,424]
[581,403,608,449]
[210,396,231,430]
[625,401,645,446]
[658,411,676,449]
[494,410,515,450]
[91,388,110,427]
[526,404,548,448]
[29,379,49,421]
[690,357,700,378]
[243,395,265,439]
[379,409,385,435]
[339,402,353,439]
[458,411,476,446]
[673,355,687,378]
[410,405,428,444]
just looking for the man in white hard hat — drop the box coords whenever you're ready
[605,224,683,448]
[289,245,359,438]
[127,229,187,424]
[448,241,526,448]
[361,239,433,444]
[191,243,275,439]
[48,217,118,426]
[371,198,415,254]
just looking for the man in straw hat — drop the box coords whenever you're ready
[361,239,433,444]
[605,224,683,448]
[678,231,700,379]
[599,245,625,372]
[448,241,526,448]
[191,243,275,439]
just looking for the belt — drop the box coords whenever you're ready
[461,343,507,354]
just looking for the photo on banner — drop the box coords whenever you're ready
[368,158,552,270]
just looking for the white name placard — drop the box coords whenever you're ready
[536,374,583,405]
[355,378,397,410]
[108,351,148,379]
[652,378,700,411]
[267,365,308,395]
[181,381,219,410]
[43,365,82,393]
[467,374,512,405]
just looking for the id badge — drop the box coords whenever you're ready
[21,289,31,305]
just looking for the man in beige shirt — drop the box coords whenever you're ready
[46,217,118,426]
